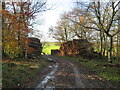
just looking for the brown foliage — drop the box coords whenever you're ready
[59,39,94,57]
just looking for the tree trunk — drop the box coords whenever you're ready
[103,34,108,57]
[64,27,68,41]
[105,36,108,57]
[23,40,28,59]
[109,36,113,63]
[18,2,24,58]
[117,4,120,60]
[100,31,103,57]
[117,30,120,60]
[18,31,21,58]
[103,33,106,56]
[2,2,5,56]
[117,34,118,58]
[107,36,110,59]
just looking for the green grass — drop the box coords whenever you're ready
[2,58,50,88]
[81,60,120,80]
[56,55,120,86]
[42,42,60,55]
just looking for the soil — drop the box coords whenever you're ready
[31,55,118,88]
[26,60,55,88]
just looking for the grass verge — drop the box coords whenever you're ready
[2,57,50,88]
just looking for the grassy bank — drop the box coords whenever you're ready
[2,57,50,88]
[56,56,120,87]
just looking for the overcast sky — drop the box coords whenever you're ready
[33,0,88,42]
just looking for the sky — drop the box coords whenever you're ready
[33,0,88,42]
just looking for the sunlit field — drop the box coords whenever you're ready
[42,42,60,55]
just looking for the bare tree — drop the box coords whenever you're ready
[90,1,120,63]
[49,13,73,42]
[68,1,120,63]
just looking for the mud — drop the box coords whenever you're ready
[36,62,59,88]
[35,55,115,88]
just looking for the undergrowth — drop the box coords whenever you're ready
[2,58,49,88]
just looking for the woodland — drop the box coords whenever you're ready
[1,1,120,62]
[1,1,49,59]
[49,1,120,63]
[1,0,120,88]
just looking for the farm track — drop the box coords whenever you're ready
[36,55,114,88]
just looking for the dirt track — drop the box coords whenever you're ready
[36,55,114,88]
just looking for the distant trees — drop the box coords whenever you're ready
[50,1,120,63]
[66,8,94,41]
[49,13,73,42]
[2,0,48,59]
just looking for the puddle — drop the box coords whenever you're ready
[36,63,59,88]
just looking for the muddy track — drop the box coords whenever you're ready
[36,55,114,88]
[36,63,59,88]
[69,62,85,88]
